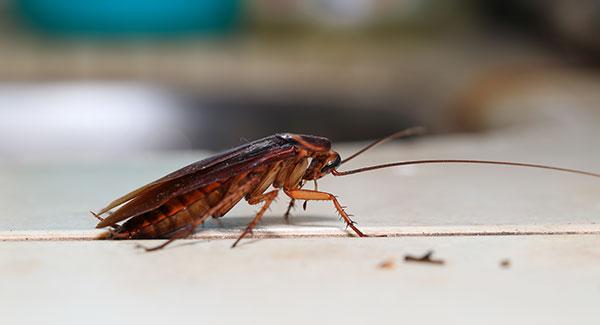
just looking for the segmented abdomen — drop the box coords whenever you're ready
[113,179,233,239]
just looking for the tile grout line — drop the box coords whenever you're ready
[1,224,600,241]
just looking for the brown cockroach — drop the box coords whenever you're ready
[92,127,600,251]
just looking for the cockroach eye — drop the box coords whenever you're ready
[321,154,341,173]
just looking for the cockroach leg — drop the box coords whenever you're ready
[283,189,366,237]
[302,180,318,211]
[232,190,279,248]
[283,180,305,222]
[135,224,197,252]
[284,199,295,223]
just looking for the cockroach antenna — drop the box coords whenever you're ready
[332,159,600,178]
[340,126,426,165]
[333,129,600,178]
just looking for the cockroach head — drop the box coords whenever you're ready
[277,133,340,180]
[303,150,342,180]
[304,151,341,180]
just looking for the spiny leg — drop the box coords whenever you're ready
[232,190,278,248]
[284,199,295,223]
[283,189,366,237]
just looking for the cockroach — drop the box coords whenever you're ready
[92,127,600,251]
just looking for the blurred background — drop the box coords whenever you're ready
[0,0,599,160]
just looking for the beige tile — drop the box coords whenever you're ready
[1,236,600,325]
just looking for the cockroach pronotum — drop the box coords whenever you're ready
[92,127,600,251]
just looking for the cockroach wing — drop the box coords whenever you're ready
[96,145,253,216]
[95,135,295,228]
[97,134,290,215]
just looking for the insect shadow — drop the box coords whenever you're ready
[133,214,337,251]
[201,214,334,229]
[173,237,262,250]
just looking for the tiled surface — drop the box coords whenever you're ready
[1,124,599,237]
[2,236,600,325]
[1,119,599,324]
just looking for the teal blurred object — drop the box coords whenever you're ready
[16,0,242,37]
